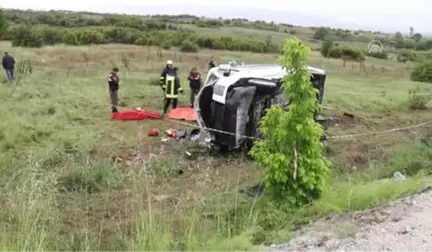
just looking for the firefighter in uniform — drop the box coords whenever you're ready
[160,60,183,114]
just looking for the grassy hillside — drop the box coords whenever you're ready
[0,7,432,251]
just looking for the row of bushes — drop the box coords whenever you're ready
[364,49,432,63]
[229,20,280,32]
[6,11,177,32]
[411,60,432,84]
[320,39,432,64]
[3,24,280,53]
[164,17,284,32]
[314,27,432,51]
[369,49,432,63]
[4,9,284,33]
[4,9,274,32]
[319,38,432,84]
[320,40,365,61]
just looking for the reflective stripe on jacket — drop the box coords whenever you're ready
[160,66,177,88]
[163,75,183,98]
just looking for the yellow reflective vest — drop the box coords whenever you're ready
[161,74,183,98]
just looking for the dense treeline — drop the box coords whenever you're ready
[5,8,432,53]
[0,9,280,53]
[4,9,176,30]
[0,9,397,46]
[2,24,280,53]
[3,9,282,32]
[0,8,6,33]
[3,8,432,55]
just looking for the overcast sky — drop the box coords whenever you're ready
[2,0,431,33]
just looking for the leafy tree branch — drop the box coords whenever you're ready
[250,38,331,205]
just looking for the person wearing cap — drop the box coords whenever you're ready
[108,67,120,113]
[160,60,176,86]
[160,60,183,114]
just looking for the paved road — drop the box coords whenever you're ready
[270,187,432,251]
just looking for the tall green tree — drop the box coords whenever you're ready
[250,38,331,205]
[413,33,422,42]
[0,7,7,34]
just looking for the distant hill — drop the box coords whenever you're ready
[9,3,429,34]
[2,7,432,54]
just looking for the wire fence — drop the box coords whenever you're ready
[22,79,431,143]
[2,73,431,143]
[2,74,431,210]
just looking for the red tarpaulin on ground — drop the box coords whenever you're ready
[111,108,161,121]
[167,106,196,121]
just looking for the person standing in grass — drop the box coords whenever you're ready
[2,52,15,82]
[160,61,183,115]
[187,67,202,108]
[160,60,177,85]
[208,57,216,70]
[108,67,120,113]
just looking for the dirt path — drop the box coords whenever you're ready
[270,187,432,251]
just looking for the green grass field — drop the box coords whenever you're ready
[0,40,432,251]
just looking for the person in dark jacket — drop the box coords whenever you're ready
[108,67,120,113]
[2,52,15,82]
[208,57,216,70]
[160,60,183,114]
[187,67,202,108]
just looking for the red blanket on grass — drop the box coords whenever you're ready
[111,108,161,121]
[166,106,196,121]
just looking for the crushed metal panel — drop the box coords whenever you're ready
[233,86,256,147]
[211,77,235,104]
[197,63,327,151]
